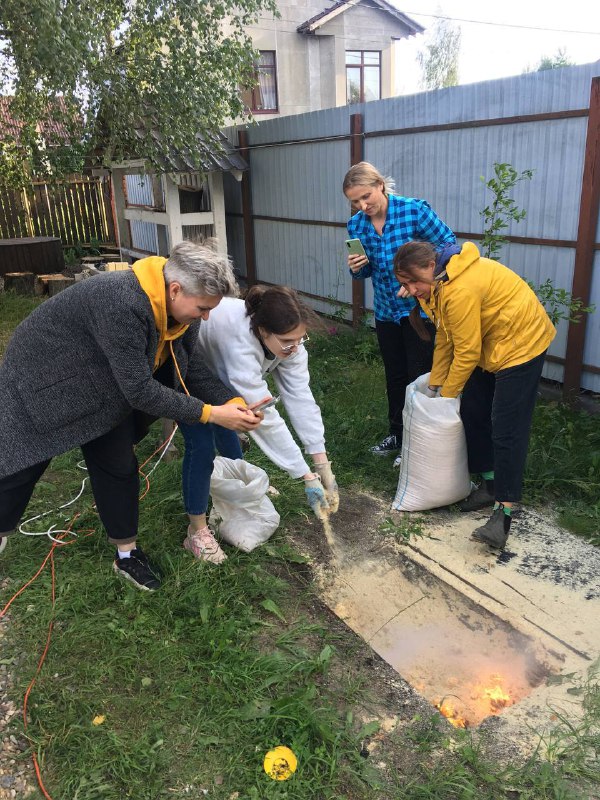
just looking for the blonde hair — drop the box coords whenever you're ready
[342,161,396,195]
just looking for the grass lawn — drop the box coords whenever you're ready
[1,291,599,799]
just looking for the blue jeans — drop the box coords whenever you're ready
[178,422,243,515]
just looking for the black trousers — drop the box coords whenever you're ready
[375,317,436,437]
[459,351,546,502]
[0,413,147,545]
[0,360,173,546]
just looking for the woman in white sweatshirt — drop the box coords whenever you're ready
[178,285,338,559]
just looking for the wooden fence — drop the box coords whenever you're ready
[0,175,116,247]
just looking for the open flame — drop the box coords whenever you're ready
[435,673,513,728]
[436,698,467,728]
[484,682,511,713]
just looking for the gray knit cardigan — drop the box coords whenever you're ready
[0,271,237,479]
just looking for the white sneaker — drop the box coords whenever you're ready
[393,455,402,469]
[183,525,227,564]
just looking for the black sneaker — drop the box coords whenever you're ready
[113,548,161,591]
[369,434,402,456]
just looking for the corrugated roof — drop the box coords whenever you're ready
[297,0,424,35]
[132,124,247,174]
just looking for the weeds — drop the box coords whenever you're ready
[526,402,600,541]
[378,515,425,543]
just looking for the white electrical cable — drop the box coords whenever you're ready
[18,477,89,544]
[144,424,179,478]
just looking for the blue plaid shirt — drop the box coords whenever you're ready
[347,195,456,322]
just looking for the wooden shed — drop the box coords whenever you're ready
[94,131,247,260]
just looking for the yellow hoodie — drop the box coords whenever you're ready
[132,256,188,372]
[132,256,245,423]
[421,242,556,398]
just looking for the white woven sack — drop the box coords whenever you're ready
[392,373,471,512]
[209,456,280,552]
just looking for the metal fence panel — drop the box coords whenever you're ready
[226,63,600,392]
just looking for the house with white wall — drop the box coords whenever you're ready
[242,0,423,118]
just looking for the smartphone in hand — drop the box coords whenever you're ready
[345,238,368,262]
[248,396,280,415]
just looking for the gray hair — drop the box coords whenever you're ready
[163,239,239,297]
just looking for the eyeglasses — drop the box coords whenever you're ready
[272,333,310,353]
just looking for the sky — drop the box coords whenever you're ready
[394,0,600,92]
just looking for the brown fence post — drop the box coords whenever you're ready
[562,77,600,404]
[350,113,365,328]
[238,128,257,287]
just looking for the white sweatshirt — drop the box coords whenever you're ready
[196,297,326,478]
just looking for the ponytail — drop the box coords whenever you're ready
[245,284,324,336]
[408,305,432,342]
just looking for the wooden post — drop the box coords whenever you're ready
[163,174,183,249]
[350,113,365,329]
[110,169,132,251]
[207,171,228,254]
[238,128,257,286]
[562,77,600,403]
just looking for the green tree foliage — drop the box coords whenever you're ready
[535,48,574,71]
[481,162,595,325]
[480,162,534,261]
[417,13,461,90]
[0,0,277,186]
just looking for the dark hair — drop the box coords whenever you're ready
[393,241,437,342]
[244,285,323,337]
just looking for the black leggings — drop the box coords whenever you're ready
[460,352,546,502]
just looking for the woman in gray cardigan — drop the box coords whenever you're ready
[0,240,261,590]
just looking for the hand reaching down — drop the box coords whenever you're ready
[313,461,339,514]
[304,475,330,520]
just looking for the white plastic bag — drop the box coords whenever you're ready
[392,373,471,512]
[209,456,280,552]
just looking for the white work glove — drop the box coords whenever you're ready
[304,475,330,520]
[313,461,339,514]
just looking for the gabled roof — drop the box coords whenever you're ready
[130,124,247,174]
[297,0,424,35]
[0,96,73,145]
[91,118,247,175]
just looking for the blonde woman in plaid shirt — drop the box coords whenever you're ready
[343,162,456,456]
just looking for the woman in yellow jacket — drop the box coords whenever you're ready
[393,240,556,549]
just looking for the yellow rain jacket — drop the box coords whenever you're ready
[421,242,556,398]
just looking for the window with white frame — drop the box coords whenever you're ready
[346,51,381,104]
